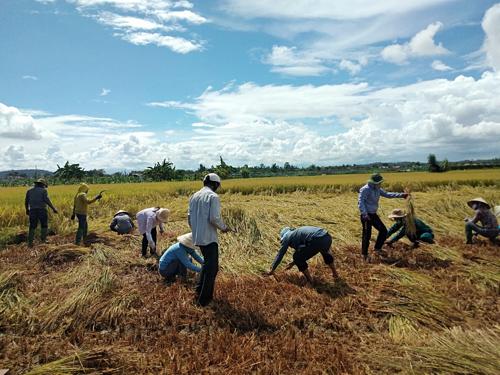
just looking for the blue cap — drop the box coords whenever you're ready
[280,227,291,239]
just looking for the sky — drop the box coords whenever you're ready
[1,0,500,172]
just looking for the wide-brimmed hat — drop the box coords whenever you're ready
[388,208,407,219]
[368,173,384,184]
[177,233,197,250]
[204,173,221,185]
[280,227,292,239]
[114,210,129,217]
[156,208,170,223]
[467,197,490,209]
[35,178,48,187]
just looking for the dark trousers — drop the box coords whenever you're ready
[196,242,219,306]
[159,260,187,283]
[141,228,157,256]
[28,208,48,245]
[293,234,334,272]
[465,221,499,242]
[361,213,387,257]
[75,214,88,244]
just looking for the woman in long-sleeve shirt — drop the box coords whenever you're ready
[385,209,434,247]
[136,207,170,257]
[159,233,204,283]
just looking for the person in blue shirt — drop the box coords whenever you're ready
[158,233,204,284]
[268,226,339,284]
[358,173,408,261]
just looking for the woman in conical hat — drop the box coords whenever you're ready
[464,197,499,245]
[385,209,434,248]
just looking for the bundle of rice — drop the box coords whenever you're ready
[405,191,417,239]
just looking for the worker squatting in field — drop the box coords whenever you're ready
[464,197,499,244]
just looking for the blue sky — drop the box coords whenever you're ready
[1,0,499,171]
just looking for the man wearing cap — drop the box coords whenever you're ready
[268,226,339,283]
[24,178,58,247]
[188,173,231,306]
[464,198,499,244]
[158,233,204,284]
[136,207,170,257]
[72,183,102,245]
[109,210,134,235]
[358,173,408,261]
[385,209,434,247]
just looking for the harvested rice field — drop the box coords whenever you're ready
[1,173,499,374]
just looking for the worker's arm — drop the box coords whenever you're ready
[269,239,290,273]
[145,218,157,249]
[84,193,99,205]
[388,225,406,243]
[209,195,229,232]
[178,249,202,272]
[386,222,404,243]
[469,211,480,224]
[380,189,407,199]
[109,218,118,232]
[186,247,204,265]
[358,187,368,216]
[25,191,30,214]
[43,190,57,213]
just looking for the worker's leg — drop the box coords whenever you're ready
[141,234,148,257]
[419,232,434,244]
[360,216,372,259]
[316,234,339,279]
[75,214,87,244]
[196,242,219,306]
[39,209,49,243]
[150,227,158,256]
[370,214,388,252]
[464,222,497,243]
[27,209,40,247]
[159,260,181,284]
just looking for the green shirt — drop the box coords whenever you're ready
[387,218,432,242]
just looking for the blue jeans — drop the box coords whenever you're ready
[159,260,187,283]
[28,208,48,245]
[75,214,88,244]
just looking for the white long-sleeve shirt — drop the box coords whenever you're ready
[136,207,165,247]
[188,187,227,246]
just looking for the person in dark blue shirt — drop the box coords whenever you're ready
[268,226,339,283]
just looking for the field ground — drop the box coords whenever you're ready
[0,172,499,373]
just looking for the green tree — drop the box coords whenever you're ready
[427,154,441,172]
[53,161,86,180]
[143,159,176,181]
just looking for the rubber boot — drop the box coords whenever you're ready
[27,228,35,248]
[41,227,48,243]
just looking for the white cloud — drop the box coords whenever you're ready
[264,45,330,76]
[39,0,207,54]
[5,146,26,163]
[382,22,449,64]
[100,88,111,96]
[431,60,452,71]
[482,3,500,71]
[339,59,367,75]
[0,103,42,140]
[121,32,202,54]
[22,75,38,80]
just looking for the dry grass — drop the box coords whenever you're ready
[0,184,499,373]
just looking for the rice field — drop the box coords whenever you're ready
[0,170,499,373]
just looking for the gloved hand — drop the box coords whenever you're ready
[402,193,409,199]
[71,213,75,220]
[361,213,370,222]
[96,194,103,200]
[53,209,58,214]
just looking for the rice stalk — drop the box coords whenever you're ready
[39,245,91,265]
[39,267,116,332]
[372,268,460,329]
[405,193,417,238]
[463,262,500,293]
[25,349,115,375]
[388,316,418,343]
[90,291,141,329]
[389,326,500,374]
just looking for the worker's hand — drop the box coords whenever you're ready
[361,213,370,222]
[222,227,232,233]
[284,261,295,271]
[402,193,409,199]
[96,194,103,200]
[71,213,75,220]
[53,209,58,214]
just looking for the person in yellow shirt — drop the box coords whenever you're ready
[72,183,102,245]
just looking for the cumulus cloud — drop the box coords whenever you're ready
[100,88,111,96]
[482,3,500,71]
[22,75,38,80]
[0,103,42,140]
[263,45,330,76]
[431,60,452,71]
[4,146,26,163]
[40,0,207,54]
[382,22,449,64]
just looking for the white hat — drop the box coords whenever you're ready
[177,233,197,250]
[494,206,500,218]
[204,173,221,184]
[156,208,170,223]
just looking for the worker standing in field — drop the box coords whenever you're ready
[358,173,408,261]
[464,198,499,244]
[158,233,204,284]
[268,226,339,283]
[136,207,170,258]
[385,209,434,247]
[25,178,58,247]
[109,210,134,235]
[72,183,102,245]
[188,173,231,307]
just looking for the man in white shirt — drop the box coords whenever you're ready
[188,173,231,306]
